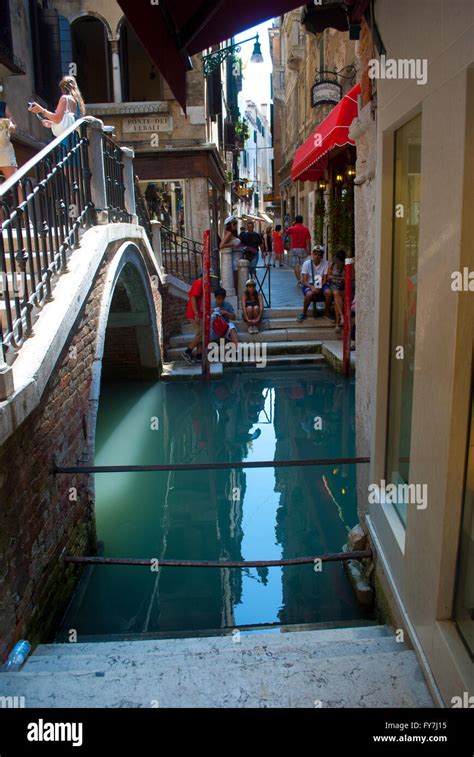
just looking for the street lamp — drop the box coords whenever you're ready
[202,34,263,76]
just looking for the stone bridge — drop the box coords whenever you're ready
[0,120,189,656]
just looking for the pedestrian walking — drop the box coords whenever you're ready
[272,224,285,267]
[286,215,311,286]
[239,221,262,278]
[219,216,242,293]
[262,225,273,266]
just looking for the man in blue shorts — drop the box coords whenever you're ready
[297,246,332,321]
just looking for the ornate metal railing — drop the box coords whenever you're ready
[134,178,153,243]
[0,117,132,363]
[102,134,130,223]
[160,225,220,286]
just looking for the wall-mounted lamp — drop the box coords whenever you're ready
[335,173,344,184]
[202,34,263,76]
[318,178,327,191]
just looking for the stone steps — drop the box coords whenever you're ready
[0,625,434,708]
[166,339,324,363]
[170,328,336,347]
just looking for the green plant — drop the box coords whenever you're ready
[328,186,354,257]
[314,196,325,245]
[235,119,250,144]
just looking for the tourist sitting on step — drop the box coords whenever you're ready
[297,246,332,322]
[211,287,238,345]
[241,279,263,334]
[182,274,204,365]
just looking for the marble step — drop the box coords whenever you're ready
[166,340,324,362]
[0,632,433,707]
[169,329,334,347]
[22,635,406,675]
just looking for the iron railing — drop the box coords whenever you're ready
[102,133,130,223]
[160,225,220,286]
[134,178,153,243]
[0,118,130,363]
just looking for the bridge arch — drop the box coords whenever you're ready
[88,241,161,460]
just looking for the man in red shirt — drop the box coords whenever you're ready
[183,275,203,365]
[286,215,311,285]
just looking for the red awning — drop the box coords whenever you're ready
[117,0,313,110]
[291,82,361,183]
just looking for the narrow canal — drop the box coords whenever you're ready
[58,367,369,639]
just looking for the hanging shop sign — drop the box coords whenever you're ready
[311,80,342,108]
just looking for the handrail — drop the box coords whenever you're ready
[53,456,370,474]
[0,117,132,363]
[0,117,94,198]
[62,548,373,569]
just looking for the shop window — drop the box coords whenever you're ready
[454,361,474,657]
[119,19,163,102]
[140,180,185,236]
[71,17,112,104]
[385,113,422,526]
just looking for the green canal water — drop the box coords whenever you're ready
[58,367,368,639]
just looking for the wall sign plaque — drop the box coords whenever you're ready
[122,115,173,133]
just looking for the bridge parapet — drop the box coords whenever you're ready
[0,117,136,391]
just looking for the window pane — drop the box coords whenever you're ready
[385,113,422,526]
[454,375,474,656]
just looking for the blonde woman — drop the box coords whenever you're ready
[28,76,85,133]
[0,99,18,182]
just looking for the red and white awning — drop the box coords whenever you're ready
[291,82,361,183]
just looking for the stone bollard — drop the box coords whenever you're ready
[151,220,164,274]
[219,248,237,311]
[85,118,108,224]
[0,352,14,400]
[122,146,137,222]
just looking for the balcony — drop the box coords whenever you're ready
[0,40,26,78]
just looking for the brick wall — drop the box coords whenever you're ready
[0,239,162,658]
[160,286,188,353]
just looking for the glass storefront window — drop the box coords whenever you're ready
[385,113,422,526]
[140,180,185,236]
[454,370,474,657]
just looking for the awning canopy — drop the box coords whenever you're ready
[291,82,361,183]
[117,0,307,110]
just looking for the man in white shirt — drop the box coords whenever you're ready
[297,246,333,321]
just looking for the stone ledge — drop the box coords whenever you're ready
[0,225,161,447]
[322,341,356,372]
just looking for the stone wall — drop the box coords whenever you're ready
[0,239,162,658]
[350,102,377,520]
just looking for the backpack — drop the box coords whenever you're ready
[211,313,229,337]
[51,97,77,138]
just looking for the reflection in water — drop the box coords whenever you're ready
[57,368,368,639]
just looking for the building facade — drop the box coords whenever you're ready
[236,99,273,223]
